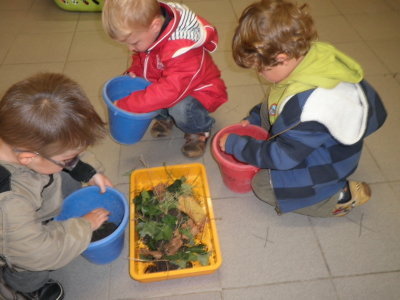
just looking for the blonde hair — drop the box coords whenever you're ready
[232,0,317,71]
[102,0,162,41]
[0,73,106,157]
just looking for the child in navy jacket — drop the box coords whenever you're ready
[219,0,387,217]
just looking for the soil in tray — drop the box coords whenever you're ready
[91,221,118,242]
[145,261,193,273]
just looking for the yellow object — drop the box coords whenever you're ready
[53,0,103,12]
[129,163,222,283]
[178,195,207,225]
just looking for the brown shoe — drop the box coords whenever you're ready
[150,119,174,138]
[333,181,371,217]
[181,132,210,158]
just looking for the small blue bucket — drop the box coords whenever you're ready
[102,76,158,144]
[55,186,128,265]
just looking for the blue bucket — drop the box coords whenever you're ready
[102,76,158,144]
[55,186,129,265]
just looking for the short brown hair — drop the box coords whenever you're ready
[102,0,162,41]
[232,0,317,71]
[0,73,106,157]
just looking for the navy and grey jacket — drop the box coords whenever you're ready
[224,80,387,213]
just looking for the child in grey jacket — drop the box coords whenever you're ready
[0,73,113,300]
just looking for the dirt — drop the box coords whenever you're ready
[145,261,193,273]
[91,221,118,242]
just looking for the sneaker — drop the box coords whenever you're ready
[333,181,371,217]
[150,119,174,138]
[23,279,64,300]
[181,132,210,158]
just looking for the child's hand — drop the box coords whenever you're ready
[127,72,136,78]
[219,133,229,152]
[240,120,250,127]
[88,173,113,193]
[83,208,110,231]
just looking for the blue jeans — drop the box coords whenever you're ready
[157,96,215,134]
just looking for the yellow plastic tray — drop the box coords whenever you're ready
[129,163,222,282]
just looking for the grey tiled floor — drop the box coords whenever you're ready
[1,0,400,299]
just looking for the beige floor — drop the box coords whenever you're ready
[1,0,400,299]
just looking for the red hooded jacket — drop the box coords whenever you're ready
[117,2,228,113]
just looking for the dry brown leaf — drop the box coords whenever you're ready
[140,248,163,259]
[178,195,206,225]
[164,231,183,256]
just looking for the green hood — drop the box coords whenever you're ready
[268,42,364,124]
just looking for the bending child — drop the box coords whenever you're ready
[0,73,113,299]
[219,0,387,217]
[102,0,228,158]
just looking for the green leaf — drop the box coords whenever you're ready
[154,223,173,241]
[170,259,187,269]
[137,221,158,239]
[166,178,183,193]
[196,252,210,266]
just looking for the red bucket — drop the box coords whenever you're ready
[212,124,269,193]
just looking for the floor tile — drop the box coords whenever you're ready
[229,0,257,19]
[68,30,128,62]
[0,0,34,10]
[52,256,111,300]
[188,0,236,24]
[4,32,74,64]
[22,1,79,34]
[366,38,400,73]
[334,272,400,300]
[311,183,400,276]
[64,58,128,97]
[0,10,27,35]
[363,75,400,181]
[212,84,265,130]
[0,63,64,96]
[76,12,104,32]
[223,279,337,300]
[212,51,261,87]
[1,1,400,299]
[334,41,390,76]
[304,0,340,16]
[212,22,236,52]
[331,0,392,14]
[145,292,222,300]
[315,15,361,44]
[213,197,330,288]
[345,12,400,41]
[0,32,17,65]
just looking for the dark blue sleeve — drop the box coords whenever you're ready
[243,103,262,126]
[64,160,97,183]
[225,121,332,170]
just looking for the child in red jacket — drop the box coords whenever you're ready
[102,0,228,158]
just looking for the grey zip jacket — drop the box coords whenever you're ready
[0,154,101,272]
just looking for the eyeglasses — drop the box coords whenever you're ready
[13,149,80,171]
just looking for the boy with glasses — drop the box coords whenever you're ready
[0,73,113,299]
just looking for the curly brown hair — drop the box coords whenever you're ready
[232,0,318,71]
[0,73,106,157]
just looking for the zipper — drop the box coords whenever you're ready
[267,121,301,141]
[143,52,150,80]
[267,121,302,215]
